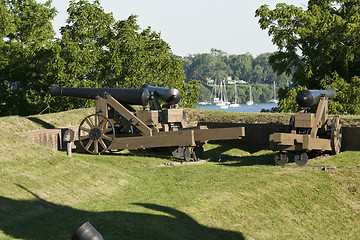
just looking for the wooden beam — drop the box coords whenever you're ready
[105,95,152,136]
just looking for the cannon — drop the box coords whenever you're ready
[49,85,150,106]
[141,84,181,106]
[269,88,342,166]
[50,85,245,161]
[296,88,335,108]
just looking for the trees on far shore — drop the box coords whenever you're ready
[181,49,292,104]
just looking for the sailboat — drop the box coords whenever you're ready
[269,81,279,103]
[230,81,239,107]
[216,80,229,108]
[246,85,254,105]
[223,82,231,105]
[211,80,220,105]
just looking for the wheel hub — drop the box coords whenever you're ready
[89,128,102,140]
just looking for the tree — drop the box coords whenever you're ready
[184,52,230,83]
[320,72,360,114]
[0,0,198,116]
[278,85,307,113]
[256,1,360,114]
[0,0,56,116]
[105,15,191,96]
[47,0,114,111]
[49,1,198,110]
[225,53,253,82]
[182,49,292,103]
[252,65,265,83]
[184,50,291,85]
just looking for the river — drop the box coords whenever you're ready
[197,103,278,113]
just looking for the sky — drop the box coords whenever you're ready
[39,0,307,57]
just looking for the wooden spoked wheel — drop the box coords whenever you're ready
[330,115,342,155]
[78,114,115,154]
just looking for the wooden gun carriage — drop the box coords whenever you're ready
[50,85,245,161]
[269,88,342,166]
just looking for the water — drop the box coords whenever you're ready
[197,103,278,113]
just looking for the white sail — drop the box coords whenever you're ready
[230,81,239,107]
[216,80,229,107]
[270,81,278,103]
[246,85,253,105]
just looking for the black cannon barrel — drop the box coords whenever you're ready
[49,85,150,106]
[296,88,335,108]
[141,84,181,105]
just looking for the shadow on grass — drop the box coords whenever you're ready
[203,144,236,159]
[201,143,277,166]
[203,144,275,166]
[109,144,277,166]
[78,141,276,165]
[27,117,55,129]
[102,147,181,162]
[0,185,244,240]
[203,141,267,160]
[217,152,276,167]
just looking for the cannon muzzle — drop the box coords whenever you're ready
[50,85,150,106]
[142,84,181,105]
[296,88,335,108]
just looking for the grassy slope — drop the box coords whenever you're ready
[185,108,360,126]
[0,109,359,239]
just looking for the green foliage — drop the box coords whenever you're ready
[49,1,197,110]
[184,50,292,104]
[183,50,231,83]
[256,1,360,114]
[0,0,198,116]
[182,50,292,88]
[0,0,56,116]
[320,72,360,114]
[180,80,200,108]
[199,83,212,102]
[45,0,109,111]
[278,85,307,113]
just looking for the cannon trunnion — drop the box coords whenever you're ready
[269,88,342,166]
[50,85,245,161]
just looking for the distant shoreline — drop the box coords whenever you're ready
[197,102,278,113]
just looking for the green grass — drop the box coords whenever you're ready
[185,108,360,126]
[0,110,360,239]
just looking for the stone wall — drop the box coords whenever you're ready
[18,126,78,151]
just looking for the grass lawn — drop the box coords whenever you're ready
[0,110,359,239]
